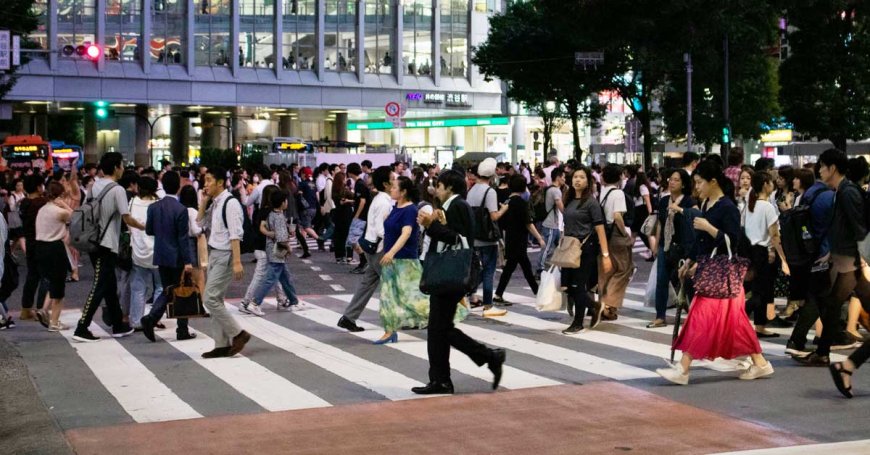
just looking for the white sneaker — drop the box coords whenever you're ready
[656,365,689,385]
[483,307,508,317]
[48,322,69,332]
[239,301,252,314]
[247,304,266,317]
[738,362,775,380]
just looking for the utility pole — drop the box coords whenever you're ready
[723,34,731,160]
[685,53,693,154]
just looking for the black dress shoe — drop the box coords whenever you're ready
[140,316,156,342]
[792,351,830,367]
[411,382,454,395]
[177,332,197,341]
[201,347,231,359]
[337,316,365,332]
[488,348,506,390]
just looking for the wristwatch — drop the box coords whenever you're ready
[602,252,610,258]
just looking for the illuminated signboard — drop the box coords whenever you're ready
[349,116,510,131]
[760,129,793,143]
[278,142,306,150]
[13,145,38,152]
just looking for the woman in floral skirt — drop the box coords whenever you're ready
[656,160,775,385]
[376,176,466,344]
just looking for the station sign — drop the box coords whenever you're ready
[406,92,471,107]
[349,116,509,131]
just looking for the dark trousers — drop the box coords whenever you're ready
[496,254,538,296]
[77,247,123,331]
[332,208,353,260]
[21,238,48,310]
[146,266,190,335]
[294,225,310,254]
[788,293,820,348]
[748,245,776,326]
[817,269,870,357]
[427,292,492,384]
[563,245,598,327]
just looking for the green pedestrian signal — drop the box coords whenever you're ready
[95,107,108,119]
[93,101,113,119]
[722,126,731,144]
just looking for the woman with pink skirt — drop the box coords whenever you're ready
[657,160,775,385]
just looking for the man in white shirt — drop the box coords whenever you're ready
[196,166,250,359]
[542,152,560,186]
[467,158,509,317]
[596,164,634,322]
[338,166,393,332]
[682,151,700,176]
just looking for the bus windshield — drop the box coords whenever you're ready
[1,135,51,171]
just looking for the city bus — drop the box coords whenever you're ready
[49,141,85,171]
[0,135,53,172]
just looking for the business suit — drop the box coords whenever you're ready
[143,195,194,337]
[422,196,498,387]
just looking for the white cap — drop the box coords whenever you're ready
[477,158,497,178]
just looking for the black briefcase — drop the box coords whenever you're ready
[166,272,208,319]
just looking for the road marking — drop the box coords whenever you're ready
[153,322,331,412]
[330,284,345,292]
[326,296,561,389]
[224,303,427,400]
[301,259,312,264]
[310,266,322,271]
[319,274,333,281]
[334,296,655,380]
[58,311,202,423]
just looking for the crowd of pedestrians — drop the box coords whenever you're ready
[1,148,869,399]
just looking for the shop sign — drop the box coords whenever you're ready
[760,129,793,143]
[349,116,509,131]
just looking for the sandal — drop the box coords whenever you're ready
[829,362,854,399]
[646,319,667,328]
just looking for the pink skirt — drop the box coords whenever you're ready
[673,290,762,361]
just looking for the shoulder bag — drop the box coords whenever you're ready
[549,234,590,269]
[693,234,751,299]
[420,234,480,296]
[166,270,208,318]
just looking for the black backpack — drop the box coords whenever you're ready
[472,187,501,242]
[779,205,817,266]
[221,196,256,254]
[531,187,556,223]
[600,188,634,237]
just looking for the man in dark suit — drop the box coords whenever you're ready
[414,169,506,395]
[140,171,196,342]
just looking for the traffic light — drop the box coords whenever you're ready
[93,101,114,120]
[62,43,101,61]
[84,44,101,61]
[722,125,731,144]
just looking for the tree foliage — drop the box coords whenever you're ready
[0,0,39,100]
[780,1,870,151]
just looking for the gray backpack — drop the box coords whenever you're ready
[69,182,119,253]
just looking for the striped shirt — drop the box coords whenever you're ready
[208,190,244,251]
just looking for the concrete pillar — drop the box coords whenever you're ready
[231,117,240,148]
[395,1,403,84]
[170,116,189,165]
[34,115,48,138]
[279,116,293,137]
[201,114,221,149]
[335,113,348,142]
[18,114,32,135]
[432,0,441,86]
[84,116,98,164]
[316,0,325,80]
[511,115,525,165]
[451,126,465,152]
[134,105,150,167]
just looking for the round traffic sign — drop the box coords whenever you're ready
[385,102,401,117]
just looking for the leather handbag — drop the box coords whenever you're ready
[420,235,480,296]
[693,235,751,299]
[166,271,208,319]
[549,235,588,269]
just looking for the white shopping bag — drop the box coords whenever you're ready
[644,257,676,307]
[536,266,563,312]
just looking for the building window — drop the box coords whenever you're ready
[239,0,274,68]
[440,0,467,78]
[29,0,49,55]
[195,0,232,66]
[105,0,142,61]
[152,0,185,64]
[282,0,316,70]
[324,0,356,72]
[402,0,432,77]
[363,0,394,74]
[57,0,97,57]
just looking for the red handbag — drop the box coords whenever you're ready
[693,235,750,299]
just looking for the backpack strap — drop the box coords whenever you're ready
[94,182,120,245]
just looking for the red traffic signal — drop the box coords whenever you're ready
[85,44,101,61]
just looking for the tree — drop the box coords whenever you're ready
[0,0,39,100]
[780,1,870,151]
[527,100,566,157]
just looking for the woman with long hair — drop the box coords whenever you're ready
[657,161,775,384]
[179,185,205,293]
[627,168,655,257]
[736,168,755,216]
[331,172,355,263]
[239,184,292,315]
[561,167,613,334]
[647,169,695,328]
[744,172,790,338]
[128,177,162,331]
[494,174,545,303]
[35,181,73,332]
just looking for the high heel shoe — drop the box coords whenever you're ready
[372,332,398,345]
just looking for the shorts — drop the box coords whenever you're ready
[36,240,69,299]
[346,218,367,247]
[300,208,316,229]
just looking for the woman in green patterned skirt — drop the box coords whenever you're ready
[376,176,466,344]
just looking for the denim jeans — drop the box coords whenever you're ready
[538,226,561,273]
[130,265,163,329]
[253,262,299,306]
[244,250,287,303]
[474,245,498,307]
[654,246,677,320]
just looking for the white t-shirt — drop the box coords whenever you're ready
[633,184,650,207]
[129,197,157,268]
[598,185,627,225]
[744,199,778,247]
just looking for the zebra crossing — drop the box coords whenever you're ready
[34,280,822,430]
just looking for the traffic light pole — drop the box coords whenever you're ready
[685,53,693,154]
[723,34,731,160]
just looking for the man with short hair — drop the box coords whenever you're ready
[361,160,373,183]
[347,163,369,273]
[682,151,700,175]
[542,153,560,186]
[243,166,274,209]
[467,158,509,317]
[725,147,744,195]
[73,152,146,343]
[196,166,250,358]
[537,167,565,276]
[140,171,197,342]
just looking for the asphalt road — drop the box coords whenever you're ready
[2,237,870,454]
